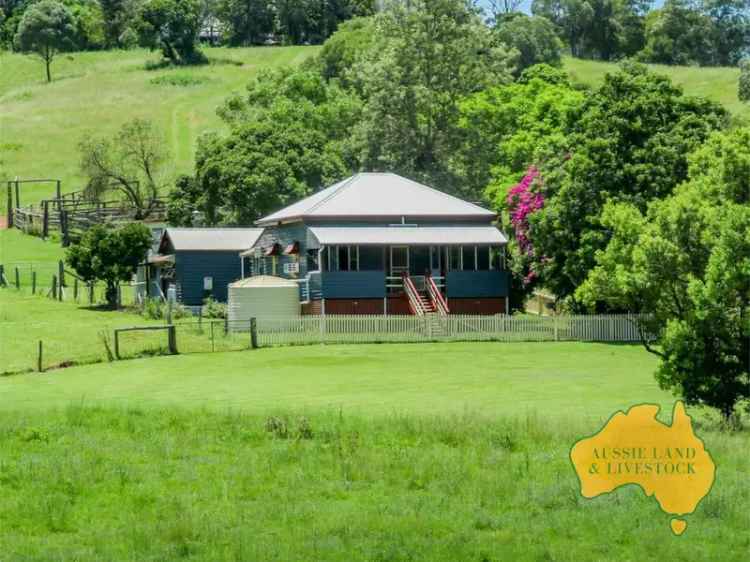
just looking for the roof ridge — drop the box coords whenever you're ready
[393,173,492,214]
[305,174,360,215]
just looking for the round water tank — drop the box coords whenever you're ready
[227,275,300,325]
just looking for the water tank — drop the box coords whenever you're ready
[227,276,300,326]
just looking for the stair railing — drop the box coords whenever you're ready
[402,273,425,316]
[427,275,449,316]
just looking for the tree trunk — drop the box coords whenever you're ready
[106,282,119,309]
[45,58,51,83]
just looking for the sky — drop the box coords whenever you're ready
[479,0,664,16]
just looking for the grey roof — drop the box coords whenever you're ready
[256,173,496,225]
[308,226,507,247]
[163,228,264,251]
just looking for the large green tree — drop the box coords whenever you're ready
[135,0,205,64]
[66,223,153,307]
[494,13,563,75]
[349,0,516,194]
[170,68,362,225]
[14,0,76,82]
[529,63,727,308]
[577,128,750,419]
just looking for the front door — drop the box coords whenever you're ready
[390,246,409,277]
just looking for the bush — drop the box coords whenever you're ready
[149,73,209,87]
[118,27,138,49]
[201,297,226,319]
[739,60,750,102]
[139,298,192,320]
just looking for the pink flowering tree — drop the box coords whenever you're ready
[506,166,545,289]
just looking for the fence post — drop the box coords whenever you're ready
[14,178,20,213]
[73,278,78,301]
[42,201,49,238]
[6,182,12,229]
[88,283,94,305]
[224,315,228,335]
[58,261,65,299]
[167,325,177,355]
[117,285,122,309]
[0,264,5,287]
[114,330,120,360]
[210,321,215,353]
[51,275,57,300]
[14,267,20,289]
[60,210,69,247]
[32,270,36,294]
[37,340,43,372]
[56,180,61,201]
[250,317,258,349]
[554,315,559,342]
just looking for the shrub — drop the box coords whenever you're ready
[149,73,208,87]
[739,60,750,102]
[201,297,226,319]
[140,298,192,320]
[118,27,138,49]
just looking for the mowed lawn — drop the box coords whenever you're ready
[0,46,319,209]
[1,340,673,419]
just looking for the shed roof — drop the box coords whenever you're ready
[308,226,507,246]
[256,173,496,225]
[162,228,264,252]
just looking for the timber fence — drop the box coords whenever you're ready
[0,313,652,376]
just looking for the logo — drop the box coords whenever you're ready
[570,401,715,536]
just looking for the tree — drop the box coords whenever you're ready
[14,0,76,82]
[317,16,376,83]
[703,0,750,66]
[135,0,205,64]
[217,0,275,45]
[79,118,168,219]
[529,63,727,308]
[740,59,750,102]
[350,0,516,195]
[100,0,136,48]
[577,128,750,419]
[453,63,583,204]
[172,68,362,224]
[494,13,563,75]
[66,223,153,308]
[639,0,718,66]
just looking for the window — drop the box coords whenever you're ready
[449,247,461,270]
[327,246,360,271]
[462,246,475,271]
[306,249,320,272]
[477,247,490,270]
[430,246,441,271]
[359,246,383,270]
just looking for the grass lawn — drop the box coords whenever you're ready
[0,403,746,560]
[564,57,749,123]
[1,340,671,418]
[0,228,65,278]
[0,46,318,210]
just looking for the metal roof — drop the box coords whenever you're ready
[308,226,507,246]
[162,228,264,251]
[256,173,496,225]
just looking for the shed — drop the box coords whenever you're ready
[227,276,300,324]
[153,228,263,305]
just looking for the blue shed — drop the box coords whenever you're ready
[152,228,263,306]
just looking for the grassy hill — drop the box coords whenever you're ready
[0,46,319,209]
[564,57,748,122]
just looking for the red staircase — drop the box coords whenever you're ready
[403,274,447,316]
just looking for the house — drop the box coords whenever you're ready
[148,228,263,305]
[241,173,510,315]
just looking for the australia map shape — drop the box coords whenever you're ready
[570,401,715,535]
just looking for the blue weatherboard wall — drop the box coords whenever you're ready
[175,251,242,305]
[254,223,309,278]
[446,271,509,298]
[321,271,386,298]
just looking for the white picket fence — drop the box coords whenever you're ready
[254,314,649,347]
